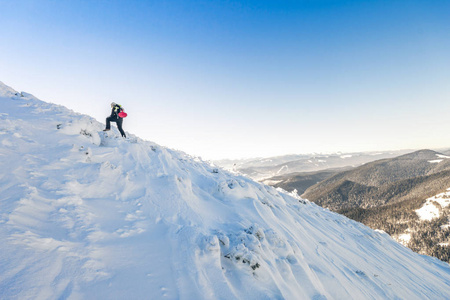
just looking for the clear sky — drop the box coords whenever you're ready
[1,0,450,160]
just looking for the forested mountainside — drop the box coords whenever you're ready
[300,150,450,263]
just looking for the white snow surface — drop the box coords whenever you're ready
[416,201,441,221]
[397,233,412,245]
[428,159,443,164]
[1,82,450,299]
[428,154,450,164]
[416,188,450,221]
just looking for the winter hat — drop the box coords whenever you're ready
[111,102,116,107]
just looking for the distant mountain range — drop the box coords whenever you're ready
[214,150,414,180]
[272,149,450,263]
[303,149,450,210]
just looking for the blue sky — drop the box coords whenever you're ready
[1,0,450,159]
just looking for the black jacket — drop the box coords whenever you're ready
[110,104,123,120]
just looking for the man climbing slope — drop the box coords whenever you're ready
[103,102,126,138]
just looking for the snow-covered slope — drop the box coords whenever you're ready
[0,82,449,300]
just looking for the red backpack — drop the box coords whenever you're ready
[118,107,127,118]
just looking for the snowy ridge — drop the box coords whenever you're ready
[1,82,450,299]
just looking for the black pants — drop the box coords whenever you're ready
[106,117,126,137]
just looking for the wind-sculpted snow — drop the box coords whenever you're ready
[1,81,450,299]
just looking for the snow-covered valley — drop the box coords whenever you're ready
[1,82,450,299]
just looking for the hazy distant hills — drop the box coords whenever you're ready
[262,167,353,195]
[214,150,413,180]
[302,149,450,210]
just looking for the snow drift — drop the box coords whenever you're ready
[0,81,449,299]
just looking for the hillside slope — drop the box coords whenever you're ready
[303,150,450,210]
[1,82,450,299]
[216,151,412,181]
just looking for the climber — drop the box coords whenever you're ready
[103,102,126,138]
